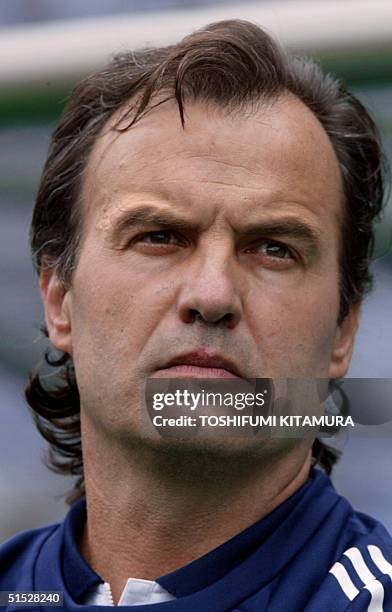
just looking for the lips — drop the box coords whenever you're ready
[154,349,242,379]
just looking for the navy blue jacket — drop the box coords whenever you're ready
[1,469,392,611]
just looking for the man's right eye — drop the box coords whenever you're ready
[137,231,178,245]
[129,230,187,252]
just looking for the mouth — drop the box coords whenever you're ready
[153,349,243,379]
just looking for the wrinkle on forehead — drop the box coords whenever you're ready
[81,94,344,231]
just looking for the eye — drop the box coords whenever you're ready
[129,230,188,254]
[245,238,303,271]
[257,241,293,259]
[136,230,182,245]
[244,239,297,266]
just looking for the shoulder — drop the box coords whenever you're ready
[325,511,392,610]
[0,523,60,590]
[327,544,392,610]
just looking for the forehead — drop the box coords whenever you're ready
[80,94,343,229]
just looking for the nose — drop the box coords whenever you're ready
[177,249,243,330]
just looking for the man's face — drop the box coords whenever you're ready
[42,95,359,444]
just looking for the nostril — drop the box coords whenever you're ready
[187,309,233,325]
[190,309,204,323]
[182,309,202,324]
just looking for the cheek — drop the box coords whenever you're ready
[68,261,178,421]
[247,277,340,375]
[70,258,176,364]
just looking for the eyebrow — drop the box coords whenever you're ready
[107,204,321,257]
[109,205,200,239]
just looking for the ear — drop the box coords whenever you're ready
[328,302,361,379]
[40,264,73,355]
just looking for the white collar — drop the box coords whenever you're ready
[81,577,175,606]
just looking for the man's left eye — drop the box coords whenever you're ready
[255,241,294,259]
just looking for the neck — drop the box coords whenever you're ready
[79,423,311,604]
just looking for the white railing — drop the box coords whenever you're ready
[0,0,391,90]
